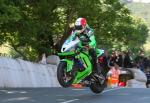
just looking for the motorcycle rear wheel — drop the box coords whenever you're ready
[90,74,106,94]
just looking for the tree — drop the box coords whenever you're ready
[0,0,149,61]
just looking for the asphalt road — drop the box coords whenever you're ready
[0,87,150,103]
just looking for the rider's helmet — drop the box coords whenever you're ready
[74,18,87,34]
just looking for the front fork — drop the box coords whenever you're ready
[60,59,74,72]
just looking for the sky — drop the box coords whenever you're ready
[133,0,150,3]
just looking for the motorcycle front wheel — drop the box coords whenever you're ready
[57,61,76,87]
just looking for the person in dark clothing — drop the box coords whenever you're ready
[109,51,118,66]
[124,51,133,68]
[134,51,145,71]
[117,51,124,68]
[109,51,123,67]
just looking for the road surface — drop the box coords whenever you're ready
[0,87,150,103]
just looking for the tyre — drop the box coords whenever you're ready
[90,75,106,94]
[57,61,75,87]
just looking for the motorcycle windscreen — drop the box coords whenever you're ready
[61,33,80,52]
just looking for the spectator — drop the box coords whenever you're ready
[107,63,121,88]
[109,51,118,66]
[134,50,145,71]
[117,51,124,68]
[124,51,133,68]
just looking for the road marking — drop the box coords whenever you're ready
[102,88,124,94]
[60,99,79,103]
[60,88,123,103]
[3,97,30,102]
[72,89,85,91]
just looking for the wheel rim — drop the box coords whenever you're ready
[62,69,74,84]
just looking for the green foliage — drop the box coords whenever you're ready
[127,2,150,28]
[126,2,150,53]
[0,0,149,61]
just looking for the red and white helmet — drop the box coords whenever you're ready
[74,18,87,33]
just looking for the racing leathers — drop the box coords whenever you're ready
[71,25,98,73]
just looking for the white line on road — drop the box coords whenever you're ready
[61,99,79,103]
[102,88,124,94]
[72,89,85,91]
[60,88,124,103]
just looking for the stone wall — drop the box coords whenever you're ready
[0,57,60,88]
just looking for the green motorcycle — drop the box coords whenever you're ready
[57,33,106,94]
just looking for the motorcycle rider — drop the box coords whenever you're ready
[71,17,99,73]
